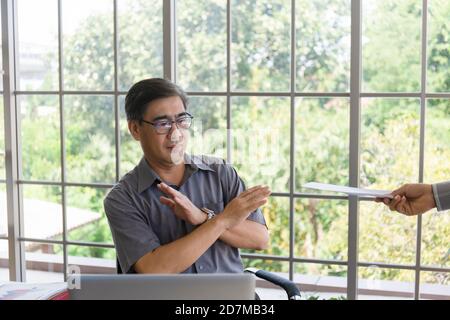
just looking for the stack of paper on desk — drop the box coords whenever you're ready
[302,182,393,199]
[0,281,68,300]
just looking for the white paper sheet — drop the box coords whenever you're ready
[0,281,68,300]
[302,182,393,199]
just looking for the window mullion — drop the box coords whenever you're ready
[348,0,362,300]
[415,0,429,300]
[2,0,25,282]
[163,0,176,81]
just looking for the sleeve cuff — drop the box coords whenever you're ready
[246,208,268,229]
[433,181,450,212]
[432,183,443,212]
[122,240,161,274]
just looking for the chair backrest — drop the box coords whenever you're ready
[116,258,122,274]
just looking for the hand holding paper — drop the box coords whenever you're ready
[302,182,393,199]
[376,183,438,216]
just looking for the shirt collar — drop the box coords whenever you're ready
[137,154,215,193]
[184,153,216,172]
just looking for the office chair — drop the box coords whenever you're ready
[116,258,123,274]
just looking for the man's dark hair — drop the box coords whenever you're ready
[125,78,188,121]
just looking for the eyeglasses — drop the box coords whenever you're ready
[140,113,194,134]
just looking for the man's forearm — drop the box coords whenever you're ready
[135,216,228,274]
[219,219,269,250]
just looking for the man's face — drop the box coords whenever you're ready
[129,96,190,166]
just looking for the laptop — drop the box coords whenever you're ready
[68,273,255,300]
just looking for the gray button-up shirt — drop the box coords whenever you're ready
[104,154,267,274]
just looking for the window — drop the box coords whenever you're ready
[2,0,164,283]
[1,0,449,299]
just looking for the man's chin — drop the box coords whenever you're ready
[167,147,185,165]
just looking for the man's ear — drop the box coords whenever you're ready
[128,120,141,141]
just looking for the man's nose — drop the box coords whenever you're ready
[169,125,182,142]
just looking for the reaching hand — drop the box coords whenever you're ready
[375,183,436,216]
[220,185,271,229]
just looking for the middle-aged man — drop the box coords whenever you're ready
[376,181,450,215]
[104,78,270,274]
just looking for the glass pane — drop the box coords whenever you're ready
[424,100,450,185]
[0,240,9,281]
[420,271,450,300]
[231,0,290,92]
[362,0,422,92]
[118,0,163,91]
[65,95,115,183]
[0,10,2,91]
[62,0,114,91]
[25,241,64,283]
[427,0,450,92]
[421,211,450,268]
[359,201,417,265]
[0,184,6,237]
[294,263,347,300]
[423,100,450,268]
[295,199,348,261]
[358,267,415,299]
[231,97,290,192]
[0,98,4,180]
[242,259,289,299]
[119,95,141,177]
[67,245,116,274]
[242,258,289,274]
[0,240,8,282]
[241,197,290,257]
[23,185,62,241]
[66,187,112,244]
[360,99,420,265]
[186,96,227,160]
[361,98,420,190]
[177,0,226,91]
[19,95,61,181]
[296,98,349,191]
[296,0,350,92]
[17,0,58,91]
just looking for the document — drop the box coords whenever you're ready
[0,281,68,300]
[302,182,393,199]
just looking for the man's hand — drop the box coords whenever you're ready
[157,182,206,225]
[375,183,436,216]
[219,185,271,229]
[158,182,271,228]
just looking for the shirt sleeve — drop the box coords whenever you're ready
[222,164,267,227]
[432,181,450,212]
[104,186,161,273]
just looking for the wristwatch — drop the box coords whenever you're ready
[200,207,216,221]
